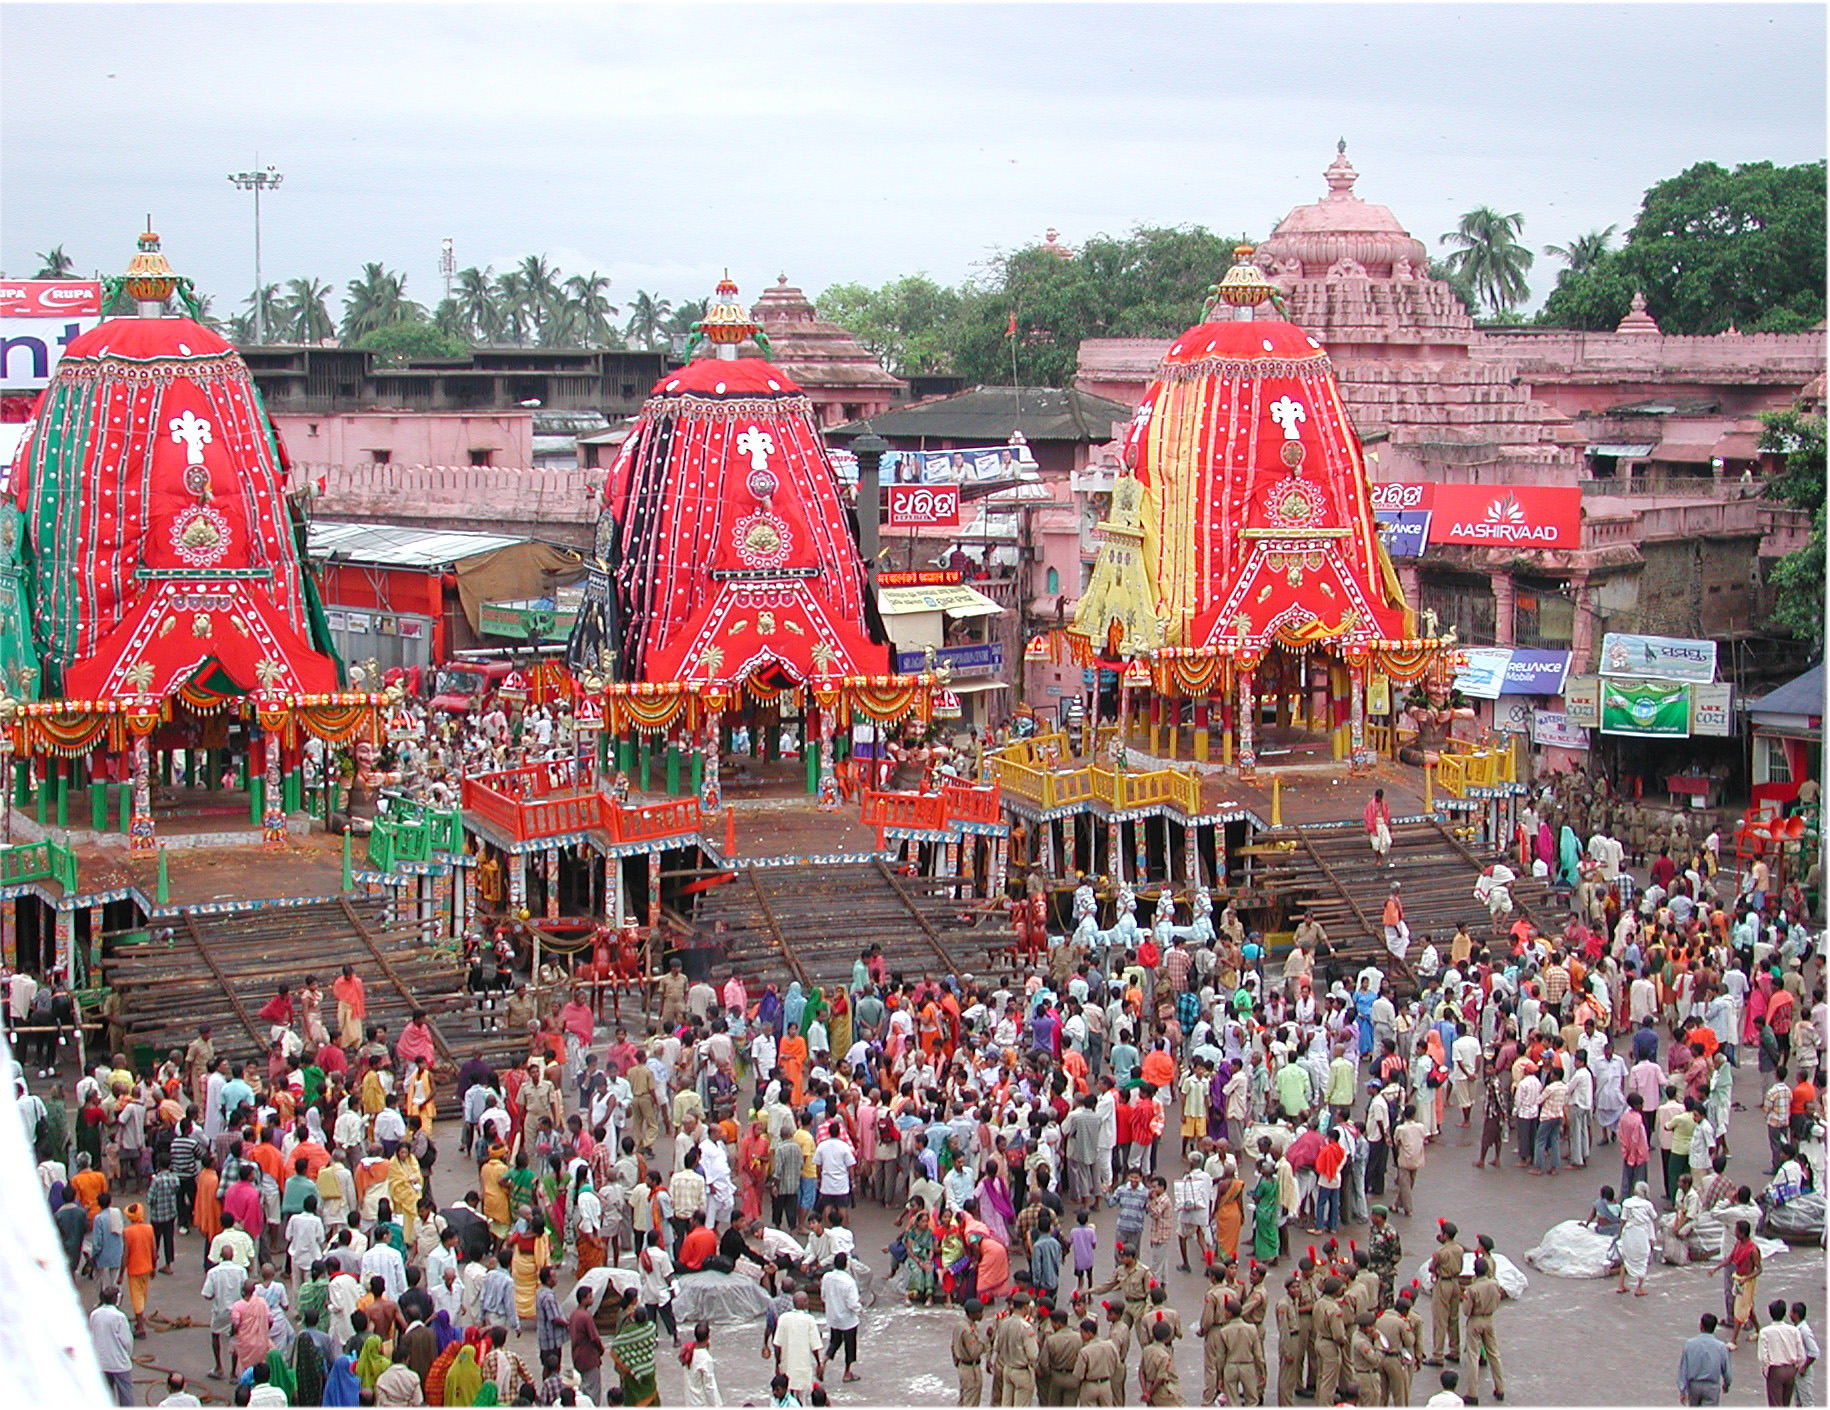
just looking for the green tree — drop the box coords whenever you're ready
[664,298,709,338]
[241,283,285,343]
[341,264,424,341]
[948,226,1248,387]
[510,254,563,343]
[34,244,75,278]
[280,277,336,343]
[1543,225,1617,274]
[1760,407,1826,645]
[453,266,506,343]
[623,290,674,350]
[1439,207,1534,316]
[1540,160,1826,334]
[556,271,619,347]
[1426,257,1479,316]
[357,321,469,364]
[818,274,965,376]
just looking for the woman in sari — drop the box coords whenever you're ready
[263,1349,298,1405]
[443,1344,485,1407]
[1558,825,1582,888]
[782,982,807,1037]
[404,1058,437,1134]
[194,1152,223,1241]
[289,1322,329,1405]
[422,1341,461,1404]
[755,985,783,1040]
[778,1023,809,1106]
[574,1167,606,1277]
[974,1158,1017,1246]
[387,1148,424,1241]
[323,1353,362,1407]
[1250,1158,1282,1263]
[827,985,852,1062]
[803,986,830,1057]
[507,1211,550,1323]
[739,1117,771,1224]
[354,1334,392,1391]
[372,1199,408,1257]
[1212,1166,1246,1262]
[1615,1181,1658,1296]
[609,1304,660,1406]
[964,1212,1014,1304]
[901,1203,940,1305]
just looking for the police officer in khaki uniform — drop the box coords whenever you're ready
[1091,1244,1151,1326]
[1137,1318,1183,1406]
[1040,1307,1084,1407]
[1461,1257,1507,1402]
[1275,1275,1305,1405]
[1102,1304,1132,1390]
[993,1294,1041,1406]
[1375,1297,1417,1407]
[1197,1268,1233,1404]
[954,1298,989,1406]
[1311,1276,1349,1406]
[1427,1222,1465,1365]
[1347,1310,1387,1407]
[1219,1303,1266,1407]
[1072,1320,1122,1407]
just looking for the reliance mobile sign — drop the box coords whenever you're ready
[1369,483,1582,550]
[1,280,104,392]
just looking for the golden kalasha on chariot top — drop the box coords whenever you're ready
[1072,247,1456,782]
[3,232,386,855]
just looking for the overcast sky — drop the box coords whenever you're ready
[3,3,1824,322]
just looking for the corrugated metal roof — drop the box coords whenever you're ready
[828,386,1131,443]
[307,520,530,568]
[1748,663,1824,722]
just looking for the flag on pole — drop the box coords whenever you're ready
[1006,311,1018,338]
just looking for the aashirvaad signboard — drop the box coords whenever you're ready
[1369,482,1582,549]
[1,280,104,391]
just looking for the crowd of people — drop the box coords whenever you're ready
[7,767,1823,1407]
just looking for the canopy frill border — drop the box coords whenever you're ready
[6,691,388,757]
[579,673,943,737]
[1138,636,1456,693]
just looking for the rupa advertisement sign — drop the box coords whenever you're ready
[1,280,104,391]
[1369,482,1582,550]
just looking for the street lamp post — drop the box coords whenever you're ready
[227,163,284,342]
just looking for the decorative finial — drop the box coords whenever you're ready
[686,271,771,361]
[1337,137,1347,155]
[1205,244,1282,321]
[1323,143,1359,197]
[122,226,179,313]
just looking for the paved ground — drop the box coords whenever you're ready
[48,1047,1821,1408]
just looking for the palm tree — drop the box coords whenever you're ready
[513,254,564,342]
[340,263,424,341]
[624,290,674,350]
[453,266,504,343]
[241,283,286,343]
[1543,225,1618,274]
[559,271,618,347]
[1439,207,1534,316]
[494,269,532,345]
[664,298,709,338]
[34,245,75,278]
[281,277,336,343]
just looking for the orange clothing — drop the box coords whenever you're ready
[332,973,366,1020]
[1141,1049,1175,1090]
[779,1035,809,1105]
[123,1212,157,1277]
[247,1142,285,1186]
[194,1166,223,1239]
[71,1168,108,1217]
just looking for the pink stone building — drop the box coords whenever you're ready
[274,410,533,469]
[749,277,905,427]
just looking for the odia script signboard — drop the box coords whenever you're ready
[886,483,960,528]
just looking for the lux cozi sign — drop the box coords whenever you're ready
[1369,482,1582,549]
[1,280,104,392]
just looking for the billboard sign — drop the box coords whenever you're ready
[1374,509,1430,558]
[1562,674,1601,727]
[1532,710,1591,750]
[1689,682,1734,736]
[1,280,104,392]
[1368,482,1582,549]
[882,444,1038,485]
[1601,678,1691,737]
[1599,632,1717,683]
[886,482,961,528]
[1453,647,1513,700]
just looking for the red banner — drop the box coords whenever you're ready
[0,281,103,317]
[886,482,960,528]
[1369,482,1581,549]
[878,568,962,587]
